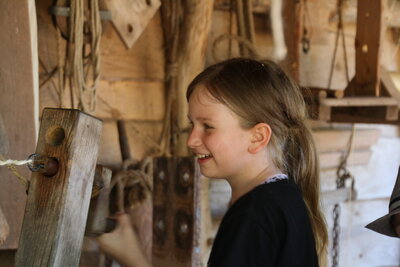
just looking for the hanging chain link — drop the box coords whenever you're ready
[332,158,355,267]
[331,203,341,267]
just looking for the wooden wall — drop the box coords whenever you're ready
[37,0,166,170]
[1,0,400,266]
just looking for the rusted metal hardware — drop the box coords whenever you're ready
[153,157,201,265]
[27,153,59,177]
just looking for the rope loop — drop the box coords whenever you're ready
[110,157,153,213]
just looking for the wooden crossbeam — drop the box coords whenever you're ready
[15,108,102,267]
[319,97,398,107]
[324,106,399,124]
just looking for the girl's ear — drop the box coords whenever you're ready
[248,123,272,154]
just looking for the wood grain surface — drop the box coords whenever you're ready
[15,108,102,267]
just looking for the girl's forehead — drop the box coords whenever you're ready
[188,85,239,121]
[189,85,220,106]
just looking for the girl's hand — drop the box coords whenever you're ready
[96,213,150,267]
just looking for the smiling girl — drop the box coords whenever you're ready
[97,58,328,267]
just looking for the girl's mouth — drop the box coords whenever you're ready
[197,154,212,163]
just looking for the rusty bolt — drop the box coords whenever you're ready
[27,154,59,177]
[183,172,190,182]
[180,223,188,234]
[157,219,165,231]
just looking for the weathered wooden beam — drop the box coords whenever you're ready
[319,97,398,107]
[172,0,215,157]
[0,0,38,249]
[15,108,102,267]
[152,157,204,267]
[282,0,303,81]
[345,0,383,96]
[85,165,112,237]
[327,106,400,124]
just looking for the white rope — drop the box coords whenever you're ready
[0,154,30,189]
[0,159,33,166]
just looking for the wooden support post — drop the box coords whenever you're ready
[153,157,204,267]
[15,108,102,267]
[282,0,303,82]
[171,0,214,157]
[85,165,112,237]
[345,0,383,96]
[0,0,38,249]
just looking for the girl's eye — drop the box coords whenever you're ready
[204,123,213,129]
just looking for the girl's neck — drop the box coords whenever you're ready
[228,166,283,205]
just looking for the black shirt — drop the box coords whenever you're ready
[208,179,319,267]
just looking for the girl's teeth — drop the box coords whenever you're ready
[198,154,211,159]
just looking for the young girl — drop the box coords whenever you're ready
[97,58,328,266]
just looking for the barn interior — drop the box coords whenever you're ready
[0,0,400,266]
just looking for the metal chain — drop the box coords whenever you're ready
[332,157,355,267]
[331,203,341,267]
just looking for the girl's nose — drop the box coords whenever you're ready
[187,128,201,148]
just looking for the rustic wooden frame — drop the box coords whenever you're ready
[15,108,102,267]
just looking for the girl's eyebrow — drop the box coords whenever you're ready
[188,115,213,122]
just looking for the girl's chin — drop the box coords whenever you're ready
[198,170,226,180]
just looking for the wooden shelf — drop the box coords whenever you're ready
[319,97,398,107]
[317,95,399,123]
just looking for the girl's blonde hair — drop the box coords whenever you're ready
[187,58,328,261]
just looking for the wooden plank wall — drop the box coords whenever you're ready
[1,0,400,267]
[0,0,166,265]
[37,0,166,170]
[0,0,38,250]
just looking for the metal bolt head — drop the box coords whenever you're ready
[183,172,190,182]
[157,219,165,230]
[180,223,188,234]
[158,171,165,181]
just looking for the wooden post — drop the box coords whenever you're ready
[282,0,303,81]
[15,108,102,267]
[85,165,112,237]
[171,0,214,157]
[345,0,383,96]
[152,157,203,267]
[0,0,38,249]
